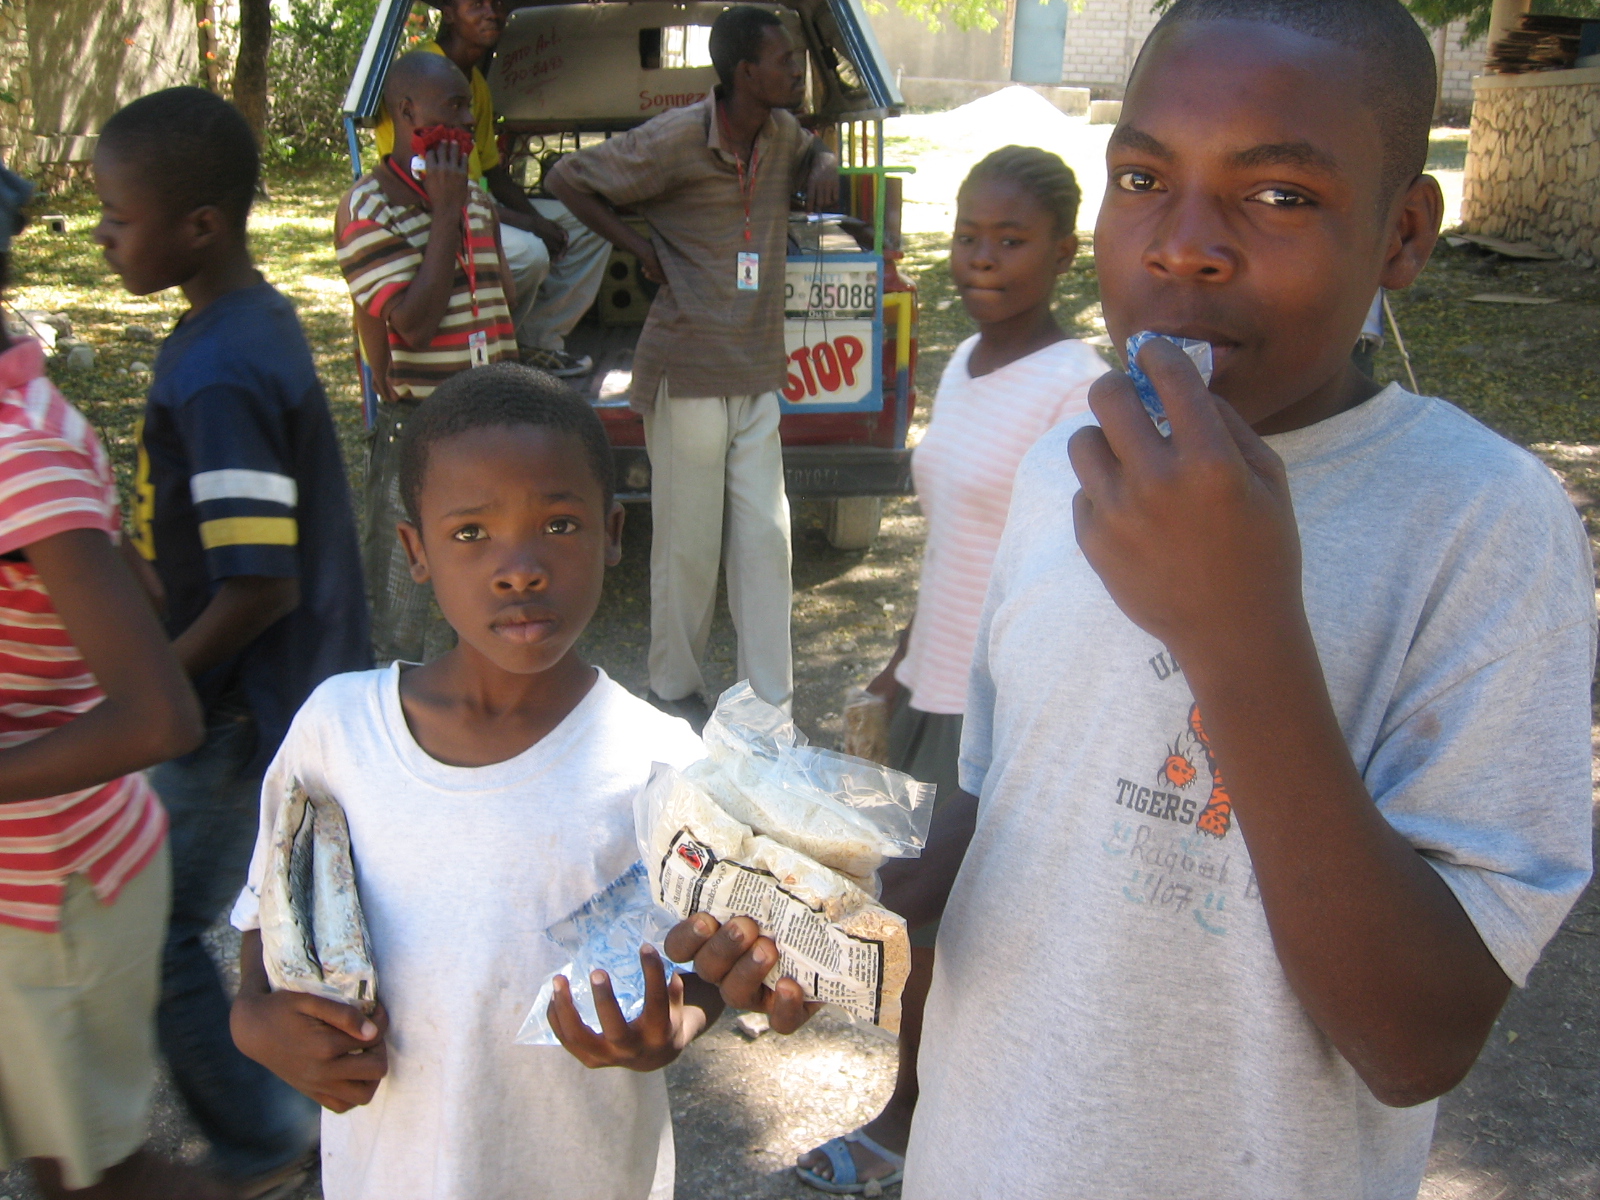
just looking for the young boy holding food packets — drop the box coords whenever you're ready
[228,364,716,1200]
[670,2,1598,1198]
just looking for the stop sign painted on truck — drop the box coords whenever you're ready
[782,332,870,405]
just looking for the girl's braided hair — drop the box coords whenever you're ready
[958,145,1081,236]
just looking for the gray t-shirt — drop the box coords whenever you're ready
[904,385,1596,1200]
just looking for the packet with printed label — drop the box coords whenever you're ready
[1125,331,1214,436]
[630,683,932,1033]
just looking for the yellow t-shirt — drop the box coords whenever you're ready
[373,39,500,180]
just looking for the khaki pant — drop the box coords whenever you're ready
[643,384,793,711]
[501,200,612,353]
[0,842,170,1190]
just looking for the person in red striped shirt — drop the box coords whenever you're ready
[337,50,519,666]
[0,164,216,1198]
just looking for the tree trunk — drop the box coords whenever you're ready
[233,0,271,143]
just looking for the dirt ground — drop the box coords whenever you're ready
[5,106,1600,1198]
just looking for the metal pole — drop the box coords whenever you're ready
[344,115,364,182]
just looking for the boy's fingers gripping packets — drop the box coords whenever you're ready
[259,781,379,1013]
[1125,331,1215,437]
[640,683,933,1033]
[518,683,934,1042]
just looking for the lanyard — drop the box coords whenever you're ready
[388,157,479,318]
[716,104,761,243]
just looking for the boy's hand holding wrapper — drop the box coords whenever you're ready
[233,784,390,1112]
[542,686,934,1060]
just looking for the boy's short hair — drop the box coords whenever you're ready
[1145,0,1436,201]
[960,146,1081,235]
[397,363,616,523]
[709,6,784,88]
[98,88,259,231]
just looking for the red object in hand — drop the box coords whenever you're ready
[411,125,475,161]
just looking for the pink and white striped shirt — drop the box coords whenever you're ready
[895,334,1105,714]
[0,338,165,931]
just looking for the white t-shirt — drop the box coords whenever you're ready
[231,666,705,1200]
[905,385,1596,1200]
[895,335,1105,713]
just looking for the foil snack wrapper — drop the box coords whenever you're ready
[1125,331,1214,436]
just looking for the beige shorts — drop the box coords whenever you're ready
[0,840,169,1189]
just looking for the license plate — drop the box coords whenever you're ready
[784,263,878,320]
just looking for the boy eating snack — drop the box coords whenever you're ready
[675,3,1597,1196]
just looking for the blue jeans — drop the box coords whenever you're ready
[150,696,317,1180]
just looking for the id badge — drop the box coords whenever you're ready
[736,251,760,292]
[469,329,490,368]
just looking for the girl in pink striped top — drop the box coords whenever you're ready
[0,165,209,1196]
[798,147,1107,1194]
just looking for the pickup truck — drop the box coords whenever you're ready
[343,0,918,548]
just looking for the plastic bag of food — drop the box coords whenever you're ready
[692,681,933,883]
[842,686,890,765]
[258,781,378,1012]
[633,684,932,1033]
[515,861,678,1046]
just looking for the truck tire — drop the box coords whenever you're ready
[825,497,882,550]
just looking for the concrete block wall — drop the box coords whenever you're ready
[1461,68,1600,266]
[1054,2,1485,112]
[876,1,1489,115]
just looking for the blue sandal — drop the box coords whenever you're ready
[795,1129,907,1195]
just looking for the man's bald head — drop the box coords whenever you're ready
[384,49,470,117]
[1138,0,1436,201]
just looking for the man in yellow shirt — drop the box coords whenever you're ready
[375,0,609,377]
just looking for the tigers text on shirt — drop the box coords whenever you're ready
[336,161,517,402]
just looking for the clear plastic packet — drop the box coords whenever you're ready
[259,781,378,1013]
[696,681,934,867]
[515,861,679,1046]
[842,686,890,765]
[1125,330,1215,436]
[635,763,912,1032]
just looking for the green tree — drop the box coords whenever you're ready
[1406,0,1600,41]
[265,0,382,162]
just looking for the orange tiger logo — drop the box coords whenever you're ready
[1187,704,1233,839]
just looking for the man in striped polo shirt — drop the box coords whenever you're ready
[337,50,519,664]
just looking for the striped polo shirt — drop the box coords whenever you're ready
[336,160,517,401]
[0,338,166,931]
[895,335,1107,714]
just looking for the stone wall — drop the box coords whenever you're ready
[1461,67,1600,266]
[0,3,33,168]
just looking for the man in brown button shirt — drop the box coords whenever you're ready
[549,5,836,722]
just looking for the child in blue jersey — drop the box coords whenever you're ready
[92,88,370,1195]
